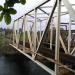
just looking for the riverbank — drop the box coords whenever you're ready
[0,34,19,54]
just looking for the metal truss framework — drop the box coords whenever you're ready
[10,0,75,75]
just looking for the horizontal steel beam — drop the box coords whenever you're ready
[40,4,75,8]
[10,44,55,75]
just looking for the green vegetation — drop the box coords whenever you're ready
[0,36,5,47]
[0,28,18,54]
[0,33,9,54]
[0,0,26,25]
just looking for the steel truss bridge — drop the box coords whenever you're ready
[10,0,75,75]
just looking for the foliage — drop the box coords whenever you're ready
[0,0,26,25]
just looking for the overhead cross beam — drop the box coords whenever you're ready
[28,14,42,21]
[38,8,49,16]
[40,4,75,8]
[14,0,50,22]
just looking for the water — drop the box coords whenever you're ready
[0,54,50,75]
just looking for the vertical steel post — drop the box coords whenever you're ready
[31,22,34,42]
[16,20,19,48]
[40,21,42,40]
[50,18,53,50]
[13,22,15,45]
[68,16,71,54]
[14,21,17,46]
[32,9,37,58]
[55,0,61,75]
[23,15,26,51]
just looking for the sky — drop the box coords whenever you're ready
[0,0,47,20]
[0,0,75,29]
[0,0,45,29]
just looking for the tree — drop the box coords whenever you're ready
[0,0,26,25]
